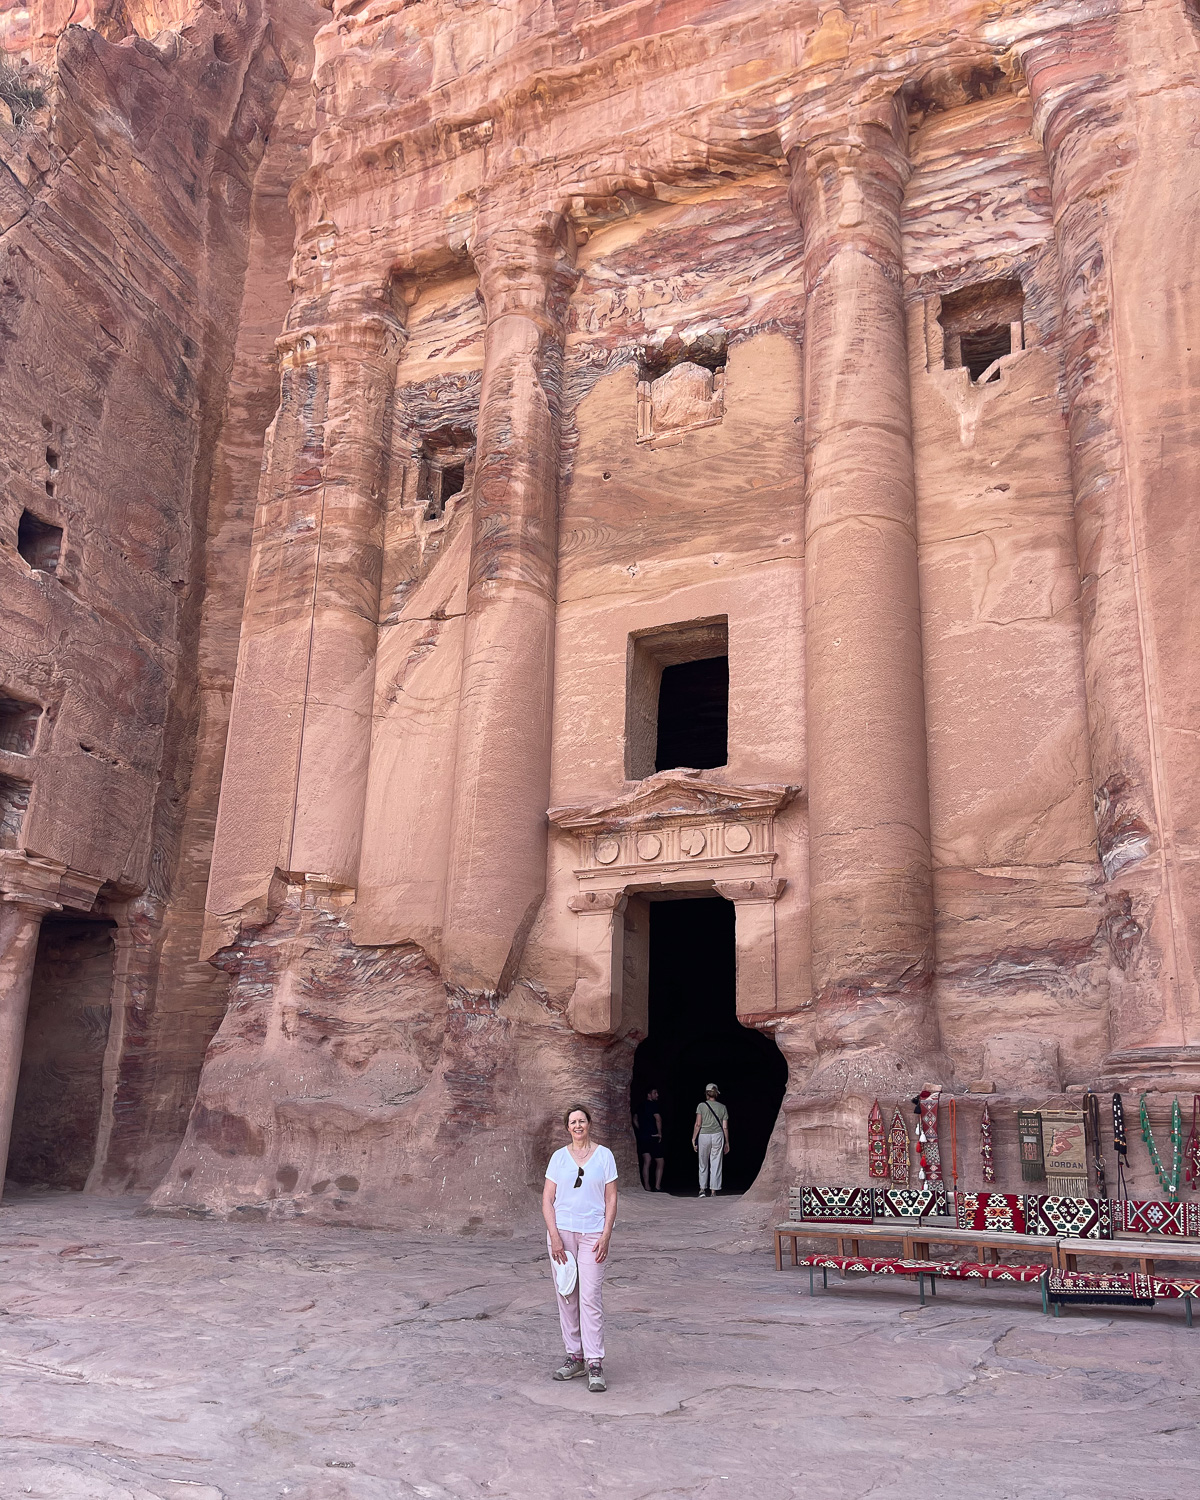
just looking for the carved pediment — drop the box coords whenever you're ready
[549,769,800,834]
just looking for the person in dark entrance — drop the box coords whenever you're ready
[542,1105,618,1393]
[632,1085,664,1191]
[692,1082,730,1195]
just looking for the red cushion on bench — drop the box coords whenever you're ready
[1151,1277,1200,1299]
[939,1262,1048,1284]
[798,1255,942,1276]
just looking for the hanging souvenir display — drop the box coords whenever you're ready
[980,1102,995,1184]
[912,1089,943,1184]
[868,1100,889,1180]
[1017,1110,1046,1183]
[1084,1091,1107,1199]
[948,1097,959,1192]
[1140,1093,1183,1200]
[1042,1108,1089,1196]
[888,1108,910,1186]
[1185,1096,1200,1193]
[1113,1093,1129,1199]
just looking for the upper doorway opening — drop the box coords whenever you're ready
[630,896,786,1195]
[626,618,729,779]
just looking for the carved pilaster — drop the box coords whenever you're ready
[204,284,407,956]
[784,95,943,1122]
[441,216,579,998]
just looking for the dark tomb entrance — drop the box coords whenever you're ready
[7,915,115,1189]
[630,896,786,1195]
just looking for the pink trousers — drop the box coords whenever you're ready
[550,1228,607,1363]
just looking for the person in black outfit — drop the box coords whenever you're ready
[632,1087,664,1191]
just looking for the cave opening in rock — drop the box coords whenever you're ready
[17,509,63,573]
[655,656,729,772]
[0,693,41,756]
[7,915,115,1190]
[630,896,786,1195]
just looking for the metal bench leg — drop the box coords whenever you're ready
[918,1274,926,1308]
[1041,1274,1048,1317]
[1186,1295,1193,1329]
[808,1266,814,1296]
[929,1275,936,1298]
[822,1267,828,1290]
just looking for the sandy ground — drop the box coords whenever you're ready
[0,1186,1198,1499]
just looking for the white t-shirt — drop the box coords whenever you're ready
[545,1145,618,1234]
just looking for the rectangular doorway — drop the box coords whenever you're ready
[630,896,786,1195]
[7,916,115,1190]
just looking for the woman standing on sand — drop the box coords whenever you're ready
[542,1106,618,1393]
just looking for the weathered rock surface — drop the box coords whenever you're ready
[3,1,1200,1227]
[2,1190,1199,1499]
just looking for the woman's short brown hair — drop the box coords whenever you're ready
[563,1104,593,1130]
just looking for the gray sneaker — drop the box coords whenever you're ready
[553,1355,587,1381]
[587,1361,606,1393]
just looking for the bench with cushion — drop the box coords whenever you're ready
[798,1254,946,1306]
[1151,1277,1200,1326]
[936,1261,1051,1313]
[1047,1268,1156,1314]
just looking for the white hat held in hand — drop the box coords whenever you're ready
[553,1248,578,1297]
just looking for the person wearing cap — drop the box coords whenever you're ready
[542,1105,618,1392]
[692,1083,730,1196]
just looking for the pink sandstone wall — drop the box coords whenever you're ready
[5,0,1200,1223]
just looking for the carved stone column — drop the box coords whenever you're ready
[1021,27,1200,1079]
[0,891,61,1198]
[785,97,940,1116]
[203,285,406,955]
[714,878,787,1020]
[442,220,578,997]
[566,890,629,1036]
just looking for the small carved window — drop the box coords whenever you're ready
[418,432,473,522]
[17,510,63,572]
[637,332,727,444]
[939,280,1024,384]
[0,694,42,755]
[626,618,729,780]
[0,773,31,849]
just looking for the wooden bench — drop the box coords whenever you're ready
[775,1221,909,1270]
[798,1254,946,1307]
[800,1254,1051,1311]
[1058,1236,1200,1277]
[908,1226,1061,1269]
[776,1221,1058,1271]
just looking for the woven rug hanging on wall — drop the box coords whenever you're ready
[1025,1194,1113,1239]
[1117,1199,1200,1237]
[1017,1110,1046,1183]
[877,1185,949,1219]
[868,1100,889,1180]
[913,1090,943,1184]
[1042,1108,1089,1196]
[980,1102,995,1184]
[889,1109,910,1186]
[956,1191,1026,1234]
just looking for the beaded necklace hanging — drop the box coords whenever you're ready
[1185,1096,1200,1193]
[1113,1093,1129,1200]
[1140,1093,1183,1201]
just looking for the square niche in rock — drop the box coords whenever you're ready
[637,331,727,444]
